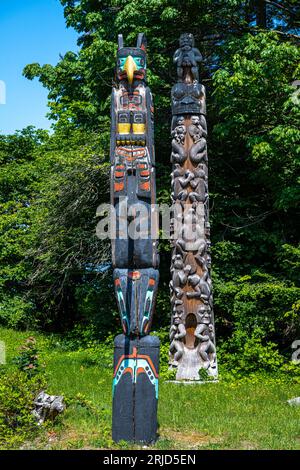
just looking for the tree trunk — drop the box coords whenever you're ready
[256,0,267,28]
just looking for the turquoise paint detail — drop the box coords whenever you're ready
[140,283,154,334]
[113,356,158,399]
[116,285,129,333]
[119,56,146,71]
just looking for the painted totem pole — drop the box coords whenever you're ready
[110,34,160,443]
[169,33,218,380]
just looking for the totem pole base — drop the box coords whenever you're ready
[175,346,218,381]
[112,334,160,444]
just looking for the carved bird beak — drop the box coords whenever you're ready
[124,55,137,84]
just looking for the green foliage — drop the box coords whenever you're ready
[0,128,49,329]
[213,32,300,212]
[279,243,300,284]
[0,128,112,331]
[214,275,300,370]
[153,328,176,380]
[0,1,299,375]
[1,327,300,449]
[0,296,36,330]
[0,370,46,449]
[13,337,41,377]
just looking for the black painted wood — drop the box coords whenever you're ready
[112,335,160,443]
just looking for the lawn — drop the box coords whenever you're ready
[0,327,300,450]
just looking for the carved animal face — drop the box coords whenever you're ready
[116,34,147,84]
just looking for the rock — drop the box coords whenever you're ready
[287,397,300,407]
[32,391,65,425]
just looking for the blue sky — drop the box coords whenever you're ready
[0,0,78,134]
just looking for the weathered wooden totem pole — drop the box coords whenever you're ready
[169,33,218,380]
[110,34,160,443]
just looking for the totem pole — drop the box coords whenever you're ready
[110,34,160,443]
[169,33,218,381]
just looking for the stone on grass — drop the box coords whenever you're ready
[287,397,300,407]
[32,391,65,425]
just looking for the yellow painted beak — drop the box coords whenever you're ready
[124,55,137,84]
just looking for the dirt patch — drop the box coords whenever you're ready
[239,440,258,450]
[160,428,222,449]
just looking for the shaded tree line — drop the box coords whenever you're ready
[0,0,299,371]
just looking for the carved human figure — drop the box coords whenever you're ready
[194,308,216,369]
[206,253,212,270]
[197,114,208,138]
[186,266,211,303]
[171,165,194,202]
[171,82,206,116]
[176,205,205,253]
[170,254,190,299]
[171,116,187,163]
[169,308,186,366]
[194,239,207,268]
[173,33,202,82]
[188,116,207,164]
[189,164,208,203]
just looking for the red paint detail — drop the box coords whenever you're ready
[128,271,141,280]
[114,182,124,191]
[140,170,150,177]
[137,354,159,377]
[116,147,145,155]
[140,181,150,191]
[129,104,139,111]
[118,71,127,81]
[113,349,158,378]
[134,71,145,80]
[149,278,156,287]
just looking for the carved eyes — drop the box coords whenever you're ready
[118,58,126,68]
[174,89,185,98]
[134,57,145,67]
[118,57,146,70]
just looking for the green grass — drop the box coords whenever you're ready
[1,327,300,450]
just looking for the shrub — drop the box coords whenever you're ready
[13,336,42,377]
[214,276,300,347]
[0,370,46,449]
